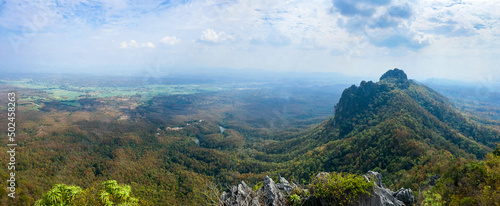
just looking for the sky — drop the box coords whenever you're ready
[0,0,499,83]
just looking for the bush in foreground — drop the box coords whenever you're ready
[35,180,138,206]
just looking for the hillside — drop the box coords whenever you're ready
[0,75,343,205]
[2,70,500,205]
[219,68,500,205]
[270,69,499,188]
[332,68,495,158]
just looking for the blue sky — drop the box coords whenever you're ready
[0,0,499,83]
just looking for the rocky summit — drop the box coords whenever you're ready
[379,68,408,81]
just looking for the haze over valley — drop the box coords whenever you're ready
[1,0,500,205]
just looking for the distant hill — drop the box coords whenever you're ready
[277,68,500,186]
[333,68,498,153]
[422,78,500,122]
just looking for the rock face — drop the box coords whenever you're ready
[220,181,259,206]
[394,188,415,206]
[220,171,414,206]
[364,171,386,188]
[360,171,414,206]
[220,176,289,206]
[276,176,294,195]
[262,176,287,206]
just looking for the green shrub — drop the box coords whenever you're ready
[311,172,373,206]
[289,194,301,206]
[422,191,445,206]
[99,180,138,206]
[35,180,139,206]
[253,181,263,192]
[34,184,82,206]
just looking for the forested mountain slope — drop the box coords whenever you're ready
[2,69,499,205]
[272,69,499,188]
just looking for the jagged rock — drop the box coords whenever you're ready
[359,171,414,206]
[220,176,291,206]
[221,171,414,206]
[251,197,260,206]
[221,181,258,206]
[394,188,414,206]
[276,176,293,195]
[262,175,286,206]
[364,171,386,188]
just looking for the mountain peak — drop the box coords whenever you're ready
[331,67,495,160]
[380,68,408,81]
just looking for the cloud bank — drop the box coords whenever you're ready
[332,0,431,49]
[0,0,498,81]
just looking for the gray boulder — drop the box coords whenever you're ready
[261,175,286,206]
[219,176,290,206]
[221,181,259,206]
[359,171,414,206]
[276,176,294,195]
[364,171,386,188]
[394,188,414,206]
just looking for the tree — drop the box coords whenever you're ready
[492,144,500,157]
[35,180,138,206]
[422,191,445,206]
[311,172,373,206]
[34,184,82,206]
[98,180,138,206]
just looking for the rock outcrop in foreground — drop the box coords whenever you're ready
[359,171,414,206]
[220,171,414,206]
[221,175,290,206]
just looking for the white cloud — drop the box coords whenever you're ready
[198,28,232,44]
[414,0,499,39]
[120,40,136,49]
[142,42,155,48]
[119,41,127,49]
[1,0,500,81]
[159,36,180,45]
[120,40,154,49]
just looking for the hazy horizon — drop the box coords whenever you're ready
[1,0,499,84]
